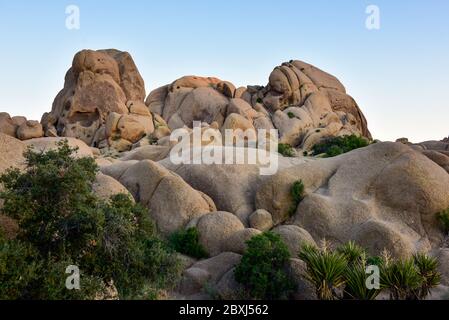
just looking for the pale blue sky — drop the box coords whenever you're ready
[0,0,448,141]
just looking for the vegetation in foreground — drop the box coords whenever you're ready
[234,232,296,300]
[0,141,181,300]
[170,227,208,259]
[299,241,441,300]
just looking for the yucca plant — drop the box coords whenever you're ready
[299,243,347,300]
[343,258,381,300]
[381,257,422,300]
[412,253,441,299]
[337,241,366,266]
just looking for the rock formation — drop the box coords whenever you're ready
[1,48,449,300]
[41,49,158,152]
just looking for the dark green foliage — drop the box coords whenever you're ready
[170,227,208,259]
[367,255,382,266]
[287,112,295,119]
[438,209,449,233]
[380,257,422,300]
[312,135,369,157]
[0,141,100,258]
[256,97,263,104]
[288,180,305,216]
[300,241,440,300]
[299,243,347,300]
[0,141,180,299]
[343,259,381,300]
[36,258,106,300]
[337,241,366,265]
[413,253,441,300]
[0,239,41,299]
[234,232,296,300]
[278,143,295,157]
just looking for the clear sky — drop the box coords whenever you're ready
[0,0,448,142]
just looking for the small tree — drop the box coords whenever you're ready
[0,140,180,299]
[234,232,296,300]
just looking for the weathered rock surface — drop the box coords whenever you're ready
[0,133,26,173]
[256,142,449,258]
[42,49,152,151]
[102,159,214,235]
[177,252,241,296]
[273,225,316,256]
[194,211,245,256]
[24,137,94,158]
[0,113,43,140]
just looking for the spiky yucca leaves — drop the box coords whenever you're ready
[380,257,422,300]
[337,241,366,265]
[413,253,441,299]
[299,243,347,300]
[343,256,381,300]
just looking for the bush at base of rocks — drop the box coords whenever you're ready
[234,232,296,300]
[0,140,181,299]
[170,227,208,259]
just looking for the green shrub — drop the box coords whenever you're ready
[343,259,381,300]
[36,258,106,300]
[287,112,295,119]
[288,180,305,216]
[278,143,295,157]
[0,239,41,299]
[312,135,369,157]
[256,97,263,104]
[0,141,100,257]
[299,243,347,300]
[337,241,366,265]
[413,253,441,300]
[170,227,208,259]
[380,257,422,300]
[438,209,449,234]
[234,232,296,300]
[0,140,180,299]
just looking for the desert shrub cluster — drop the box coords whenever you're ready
[312,135,369,157]
[0,141,181,300]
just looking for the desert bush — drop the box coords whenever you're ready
[288,180,305,216]
[300,241,440,300]
[0,140,180,299]
[438,209,449,234]
[299,243,347,300]
[287,112,295,119]
[170,227,208,259]
[0,238,41,299]
[337,241,366,265]
[380,257,422,300]
[412,253,441,299]
[312,135,369,157]
[234,232,296,300]
[343,259,381,300]
[278,143,295,157]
